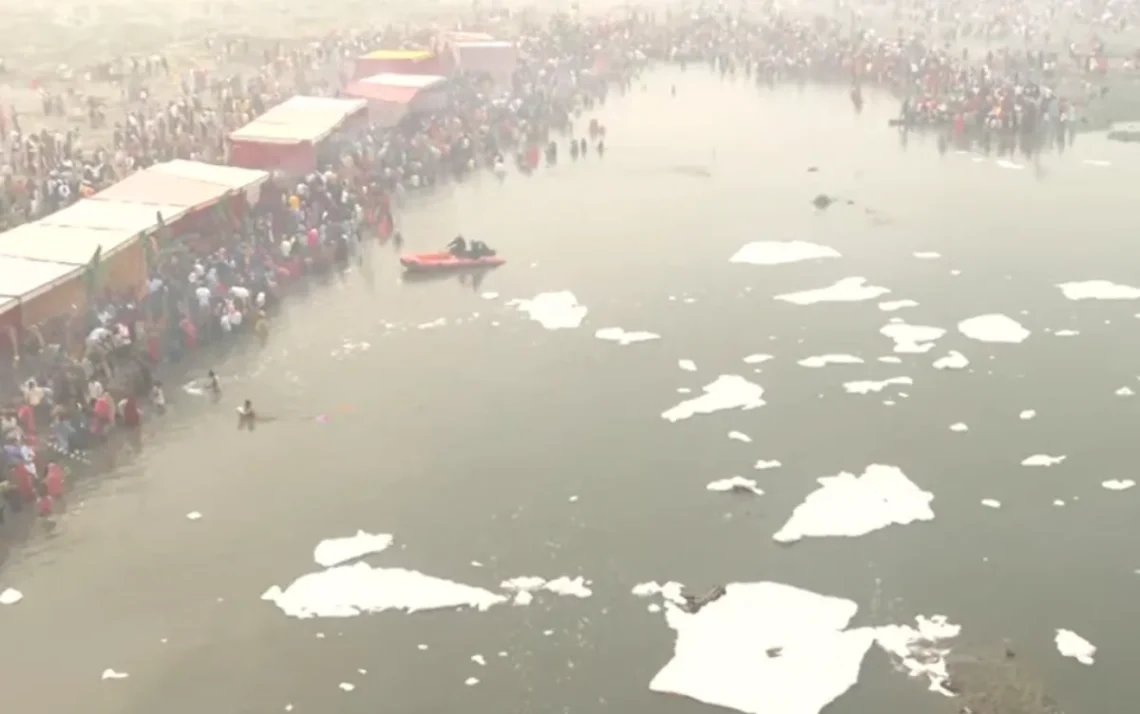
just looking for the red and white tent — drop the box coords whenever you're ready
[343,73,449,127]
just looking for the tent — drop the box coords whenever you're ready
[452,40,517,82]
[344,73,449,126]
[0,255,86,325]
[228,96,368,174]
[353,49,447,80]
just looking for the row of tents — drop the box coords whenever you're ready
[0,32,517,331]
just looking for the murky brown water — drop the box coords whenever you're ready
[2,68,1139,714]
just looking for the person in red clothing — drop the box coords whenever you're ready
[12,461,34,503]
[120,395,141,429]
[16,401,35,435]
[44,461,63,498]
[37,490,53,518]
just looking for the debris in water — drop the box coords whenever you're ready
[500,575,593,603]
[880,323,946,353]
[812,193,835,209]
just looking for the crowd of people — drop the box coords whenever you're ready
[1,0,1136,524]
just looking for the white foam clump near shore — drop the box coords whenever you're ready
[932,351,969,370]
[843,377,912,395]
[773,465,934,543]
[101,669,129,680]
[678,359,697,372]
[510,291,587,329]
[798,354,863,368]
[595,327,660,345]
[1054,629,1096,665]
[645,581,961,714]
[957,314,1030,344]
[755,459,782,470]
[1102,479,1135,491]
[743,353,774,365]
[1058,280,1140,301]
[261,563,506,618]
[707,476,764,496]
[314,531,394,568]
[879,299,918,312]
[500,576,593,605]
[662,375,765,422]
[775,277,890,305]
[880,323,946,353]
[0,587,23,605]
[1021,454,1066,467]
[729,241,840,266]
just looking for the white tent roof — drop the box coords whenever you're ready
[229,96,367,145]
[148,160,269,191]
[0,223,139,266]
[39,199,185,234]
[0,255,84,313]
[360,73,448,88]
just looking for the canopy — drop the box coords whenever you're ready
[346,73,448,104]
[229,96,368,145]
[0,255,84,315]
[0,223,139,267]
[94,160,268,211]
[360,49,435,61]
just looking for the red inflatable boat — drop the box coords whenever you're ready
[400,251,505,273]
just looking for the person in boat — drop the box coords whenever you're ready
[447,235,468,257]
[468,240,496,259]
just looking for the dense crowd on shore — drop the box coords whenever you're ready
[0,0,1134,522]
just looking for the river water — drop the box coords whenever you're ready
[2,67,1139,714]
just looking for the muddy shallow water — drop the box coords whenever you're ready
[2,68,1139,714]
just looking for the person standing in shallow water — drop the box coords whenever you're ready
[237,399,256,431]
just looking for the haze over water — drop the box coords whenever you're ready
[3,67,1140,714]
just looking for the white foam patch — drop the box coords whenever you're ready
[949,423,969,432]
[878,356,903,364]
[648,582,876,714]
[932,351,969,370]
[773,465,934,543]
[0,588,23,605]
[632,581,686,605]
[878,299,918,312]
[1054,629,1096,665]
[595,327,660,345]
[101,669,129,680]
[1021,454,1066,467]
[186,511,203,521]
[510,291,588,329]
[957,314,1030,344]
[662,376,765,422]
[1058,280,1140,301]
[880,323,946,353]
[728,431,752,443]
[1019,410,1037,420]
[798,354,863,368]
[754,460,782,470]
[913,252,941,259]
[1084,159,1112,167]
[313,531,395,568]
[843,377,912,395]
[1054,329,1080,337]
[707,476,764,496]
[729,241,840,266]
[678,359,697,372]
[981,499,1001,509]
[743,354,774,365]
[996,159,1024,170]
[873,615,961,692]
[480,292,499,300]
[261,563,506,618]
[1102,479,1135,491]
[775,277,890,305]
[501,575,593,603]
[1116,387,1134,396]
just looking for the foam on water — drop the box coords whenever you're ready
[313,531,395,568]
[511,291,588,329]
[775,277,890,305]
[707,476,764,496]
[729,241,840,266]
[1020,410,1037,420]
[981,499,1002,509]
[754,459,782,470]
[1102,479,1135,491]
[996,159,1024,170]
[773,465,934,543]
[678,359,697,372]
[0,587,23,605]
[913,252,941,259]
[879,299,918,312]
[1054,329,1080,336]
[648,582,876,714]
[798,354,863,368]
[880,323,946,353]
[843,377,912,395]
[101,669,129,680]
[261,563,506,618]
[632,581,686,605]
[1058,280,1140,301]
[500,575,593,602]
[873,615,961,693]
[949,423,969,432]
[932,351,969,370]
[1116,386,1135,396]
[957,314,1030,344]
[662,376,765,422]
[595,327,661,345]
[1022,454,1066,467]
[742,353,774,365]
[1054,629,1096,665]
[728,431,752,442]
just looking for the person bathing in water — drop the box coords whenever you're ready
[237,399,256,430]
